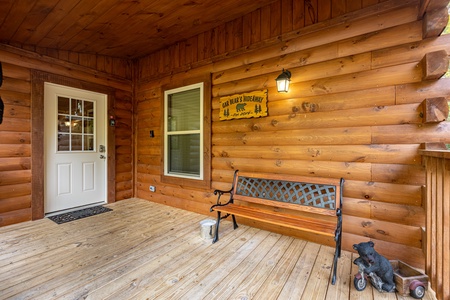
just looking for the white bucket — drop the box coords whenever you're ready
[200,219,216,240]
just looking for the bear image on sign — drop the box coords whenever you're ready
[236,103,246,111]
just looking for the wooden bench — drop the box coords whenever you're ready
[210,170,344,284]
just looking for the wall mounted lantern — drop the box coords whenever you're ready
[275,69,291,93]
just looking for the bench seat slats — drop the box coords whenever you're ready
[233,195,337,216]
[213,204,336,236]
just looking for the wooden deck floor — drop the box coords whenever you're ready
[0,198,436,300]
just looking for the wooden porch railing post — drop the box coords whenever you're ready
[420,144,450,300]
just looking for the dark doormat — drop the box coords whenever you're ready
[48,205,112,224]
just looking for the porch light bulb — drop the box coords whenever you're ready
[276,69,291,93]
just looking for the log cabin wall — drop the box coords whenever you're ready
[135,0,450,268]
[6,44,133,80]
[0,44,134,225]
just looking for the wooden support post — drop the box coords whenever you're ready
[423,6,450,38]
[421,50,449,80]
[421,97,449,123]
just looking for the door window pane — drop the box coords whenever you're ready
[72,117,83,133]
[58,97,70,114]
[57,97,95,152]
[71,135,82,151]
[84,135,94,151]
[84,101,94,117]
[58,134,70,151]
[72,98,83,116]
[58,115,70,133]
[84,119,94,134]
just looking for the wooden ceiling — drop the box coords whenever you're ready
[0,0,277,59]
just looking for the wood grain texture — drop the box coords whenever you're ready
[422,152,450,300]
[0,0,449,285]
[0,199,438,299]
[421,97,449,123]
[0,44,133,222]
[134,0,450,269]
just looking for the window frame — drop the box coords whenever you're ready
[160,75,211,189]
[56,96,96,152]
[163,83,203,179]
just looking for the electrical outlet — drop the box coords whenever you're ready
[149,185,156,192]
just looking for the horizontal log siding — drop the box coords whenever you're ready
[115,90,134,201]
[0,63,32,225]
[135,0,450,268]
[9,45,132,80]
[0,47,133,226]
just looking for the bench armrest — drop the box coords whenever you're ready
[213,187,233,196]
[210,201,233,212]
[211,188,234,212]
[211,170,239,210]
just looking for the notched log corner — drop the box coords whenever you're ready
[422,6,449,38]
[420,50,449,80]
[421,97,449,123]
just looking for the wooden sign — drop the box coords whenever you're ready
[219,90,268,121]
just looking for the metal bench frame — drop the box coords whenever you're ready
[210,170,344,284]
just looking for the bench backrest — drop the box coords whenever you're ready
[232,171,344,216]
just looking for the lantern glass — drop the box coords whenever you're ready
[276,79,290,93]
[275,69,291,93]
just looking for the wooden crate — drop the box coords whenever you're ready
[390,260,429,298]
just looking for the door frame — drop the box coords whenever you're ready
[31,71,116,220]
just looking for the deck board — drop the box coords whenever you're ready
[0,198,437,300]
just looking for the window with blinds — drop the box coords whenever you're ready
[164,83,204,179]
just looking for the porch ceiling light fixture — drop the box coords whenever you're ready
[275,69,291,93]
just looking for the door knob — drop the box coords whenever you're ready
[100,155,106,159]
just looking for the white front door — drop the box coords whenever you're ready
[44,83,107,214]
